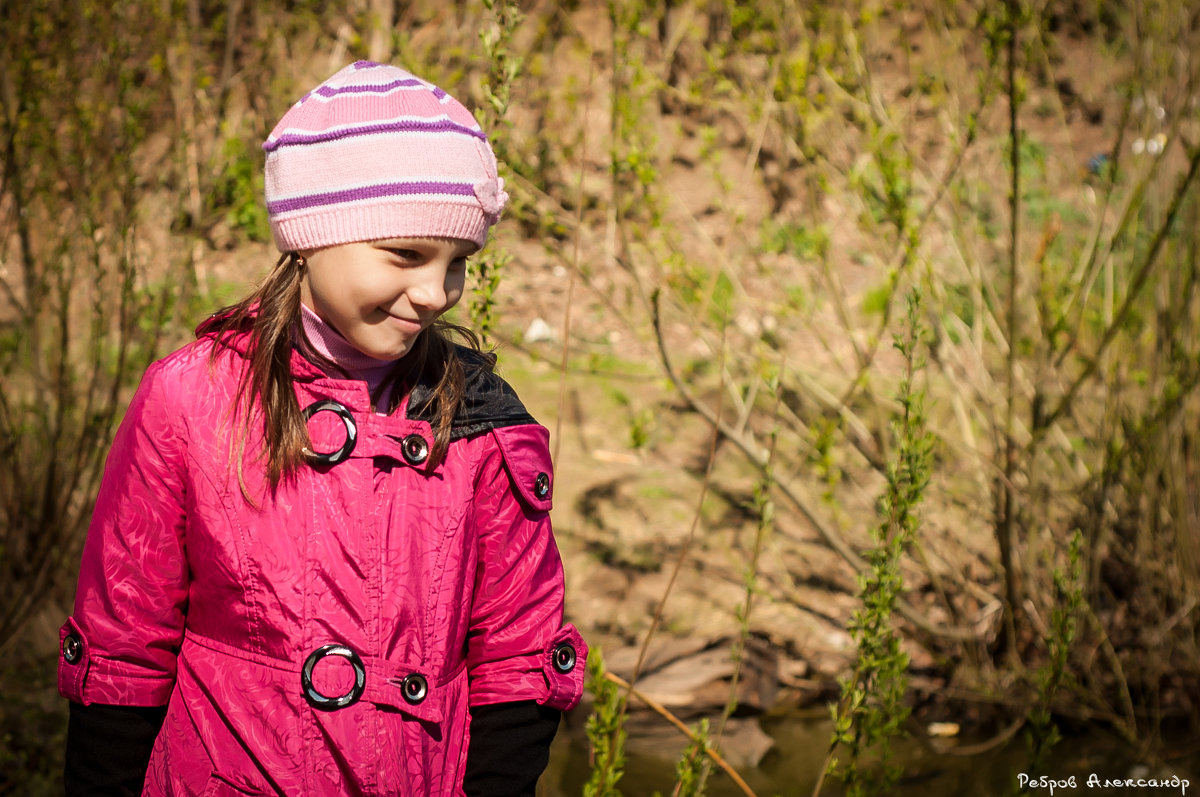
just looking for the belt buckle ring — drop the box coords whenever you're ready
[301,644,366,711]
[302,400,358,465]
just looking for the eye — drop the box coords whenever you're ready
[450,256,470,272]
[387,248,423,263]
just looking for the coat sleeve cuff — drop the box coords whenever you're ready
[537,625,587,711]
[468,625,588,712]
[58,618,175,707]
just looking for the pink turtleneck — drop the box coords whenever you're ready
[300,304,401,411]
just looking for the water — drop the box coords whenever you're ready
[542,712,1199,796]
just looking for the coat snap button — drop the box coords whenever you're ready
[401,434,429,466]
[401,673,428,704]
[534,472,550,499]
[551,642,576,674]
[62,633,82,665]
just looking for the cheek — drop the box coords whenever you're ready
[444,273,467,309]
[308,268,356,307]
[324,273,386,309]
[304,274,336,314]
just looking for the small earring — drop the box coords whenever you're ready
[295,254,307,269]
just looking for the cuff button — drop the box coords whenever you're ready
[62,633,83,665]
[552,642,577,674]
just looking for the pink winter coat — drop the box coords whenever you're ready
[58,328,586,795]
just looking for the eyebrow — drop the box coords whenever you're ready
[376,240,479,257]
[446,243,480,259]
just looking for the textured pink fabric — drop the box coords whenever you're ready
[59,329,585,796]
[298,304,411,414]
[300,303,396,383]
[264,61,508,252]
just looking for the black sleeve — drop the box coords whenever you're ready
[65,702,167,796]
[463,700,562,797]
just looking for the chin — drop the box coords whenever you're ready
[369,342,415,361]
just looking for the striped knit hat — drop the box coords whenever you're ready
[263,61,508,252]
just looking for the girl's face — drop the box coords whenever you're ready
[299,237,476,361]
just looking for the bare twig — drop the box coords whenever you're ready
[553,57,595,468]
[604,671,758,797]
[995,0,1024,661]
[626,321,727,691]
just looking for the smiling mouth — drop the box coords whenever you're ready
[383,312,424,331]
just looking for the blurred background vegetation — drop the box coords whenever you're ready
[3,0,1200,793]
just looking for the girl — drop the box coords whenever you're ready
[59,61,586,796]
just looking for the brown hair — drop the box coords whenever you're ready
[197,252,477,491]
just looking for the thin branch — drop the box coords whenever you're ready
[553,57,595,468]
[626,321,727,693]
[996,0,1023,661]
[604,671,758,797]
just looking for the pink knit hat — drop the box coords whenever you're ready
[263,61,508,252]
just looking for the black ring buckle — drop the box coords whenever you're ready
[302,400,357,465]
[301,644,366,711]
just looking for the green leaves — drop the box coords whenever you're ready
[584,650,628,797]
[823,289,932,797]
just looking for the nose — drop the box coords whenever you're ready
[406,265,451,312]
